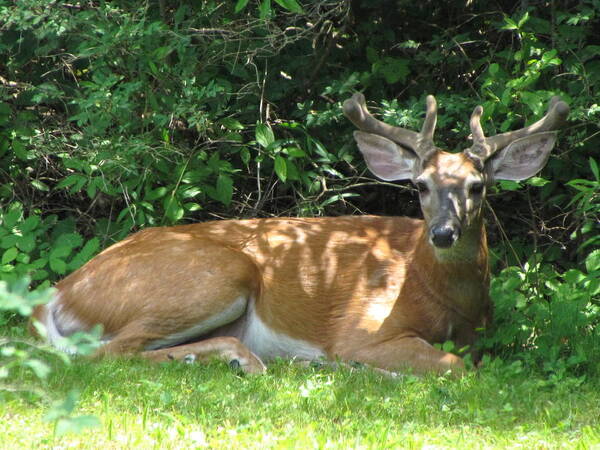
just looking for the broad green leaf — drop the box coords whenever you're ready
[56,174,86,190]
[49,257,67,275]
[180,186,202,199]
[240,147,251,165]
[56,233,83,250]
[18,215,40,233]
[12,140,29,161]
[31,179,50,191]
[255,123,275,148]
[527,177,550,187]
[216,174,233,206]
[2,247,18,264]
[50,246,71,259]
[146,186,168,201]
[274,0,304,14]
[164,198,184,222]
[17,234,36,253]
[220,117,245,130]
[78,238,100,261]
[3,206,22,228]
[586,249,600,273]
[1,235,19,249]
[274,155,287,182]
[498,180,521,191]
[285,147,307,158]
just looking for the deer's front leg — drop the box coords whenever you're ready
[336,336,465,376]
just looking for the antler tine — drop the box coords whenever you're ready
[343,93,420,151]
[343,93,437,158]
[465,105,491,160]
[481,96,570,156]
[420,95,437,143]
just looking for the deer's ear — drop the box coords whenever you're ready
[489,132,557,181]
[353,131,418,181]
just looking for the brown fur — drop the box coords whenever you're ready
[32,213,490,375]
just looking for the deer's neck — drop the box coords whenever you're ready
[414,218,490,318]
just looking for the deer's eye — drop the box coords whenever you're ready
[415,181,429,195]
[469,182,484,196]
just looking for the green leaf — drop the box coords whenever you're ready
[1,235,19,249]
[164,198,184,223]
[50,245,71,259]
[586,249,600,273]
[215,174,233,206]
[49,257,67,275]
[498,180,521,191]
[17,234,36,253]
[24,359,51,380]
[274,0,304,14]
[220,117,245,130]
[274,155,287,182]
[259,0,271,19]
[285,147,307,158]
[517,12,530,27]
[375,57,410,84]
[55,233,83,250]
[234,0,249,13]
[255,123,275,148]
[18,215,40,233]
[57,174,87,191]
[2,247,18,264]
[31,179,50,191]
[12,140,30,161]
[3,206,22,228]
[528,177,550,187]
[146,186,168,201]
[240,147,251,165]
[589,157,599,181]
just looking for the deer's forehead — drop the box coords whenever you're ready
[421,152,481,183]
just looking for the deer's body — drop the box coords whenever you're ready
[32,93,568,375]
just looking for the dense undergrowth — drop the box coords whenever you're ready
[0,0,599,437]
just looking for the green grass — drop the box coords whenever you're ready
[2,335,600,449]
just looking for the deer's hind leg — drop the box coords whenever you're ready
[87,238,264,372]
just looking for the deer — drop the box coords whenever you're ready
[31,93,569,375]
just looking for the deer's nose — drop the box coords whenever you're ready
[430,225,460,248]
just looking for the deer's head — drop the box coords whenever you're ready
[344,94,569,250]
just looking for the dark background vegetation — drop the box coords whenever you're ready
[0,0,598,374]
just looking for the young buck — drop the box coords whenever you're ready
[31,93,568,375]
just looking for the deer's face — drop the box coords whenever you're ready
[344,93,567,252]
[414,152,486,249]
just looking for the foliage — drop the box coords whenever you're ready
[0,278,101,435]
[0,0,598,375]
[481,249,600,375]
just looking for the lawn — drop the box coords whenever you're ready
[2,341,600,449]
